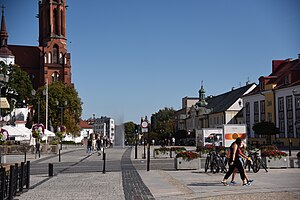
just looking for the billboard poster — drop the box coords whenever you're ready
[223,125,247,147]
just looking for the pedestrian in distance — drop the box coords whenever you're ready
[87,138,92,154]
[221,138,250,186]
[96,137,102,156]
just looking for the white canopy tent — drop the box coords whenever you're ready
[1,125,30,141]
[42,129,56,141]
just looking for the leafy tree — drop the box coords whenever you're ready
[151,107,175,141]
[252,121,279,144]
[124,121,137,145]
[0,62,33,118]
[33,81,82,136]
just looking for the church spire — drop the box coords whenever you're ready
[0,4,8,47]
[196,81,208,107]
[0,4,13,57]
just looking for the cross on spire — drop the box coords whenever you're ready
[1,4,5,16]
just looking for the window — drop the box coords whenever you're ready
[278,97,284,111]
[48,52,52,64]
[53,45,59,64]
[44,54,47,64]
[52,72,59,82]
[59,53,63,64]
[287,96,292,110]
[254,101,259,123]
[260,100,265,121]
[284,76,289,85]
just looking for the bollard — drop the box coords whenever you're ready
[170,149,173,158]
[48,163,53,177]
[26,161,30,189]
[102,153,106,174]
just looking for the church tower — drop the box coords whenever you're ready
[0,5,15,65]
[38,0,71,86]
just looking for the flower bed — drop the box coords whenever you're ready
[175,151,199,161]
[260,145,288,168]
[260,145,287,159]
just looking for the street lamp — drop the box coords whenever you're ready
[0,73,9,127]
[31,90,41,124]
[56,100,67,162]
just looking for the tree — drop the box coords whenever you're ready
[33,81,82,136]
[252,121,280,144]
[124,121,137,145]
[0,62,33,118]
[151,107,175,141]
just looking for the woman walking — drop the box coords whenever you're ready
[221,138,250,186]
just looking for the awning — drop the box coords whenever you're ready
[0,97,10,109]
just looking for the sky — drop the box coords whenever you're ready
[3,0,300,124]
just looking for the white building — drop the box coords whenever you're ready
[94,116,115,144]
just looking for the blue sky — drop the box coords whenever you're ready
[4,0,300,124]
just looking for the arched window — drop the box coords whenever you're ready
[44,54,47,64]
[59,52,63,64]
[48,52,52,64]
[53,45,59,64]
[52,72,59,82]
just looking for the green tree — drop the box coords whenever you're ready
[0,62,33,118]
[124,121,137,145]
[151,107,175,141]
[33,81,82,136]
[252,121,280,144]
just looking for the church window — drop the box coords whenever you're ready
[52,72,59,82]
[48,52,52,63]
[59,52,63,64]
[44,54,47,63]
[53,45,59,64]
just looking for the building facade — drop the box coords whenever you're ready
[174,83,256,134]
[8,0,72,89]
[94,116,115,144]
[242,55,300,147]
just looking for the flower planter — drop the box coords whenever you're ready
[175,157,201,170]
[262,156,289,168]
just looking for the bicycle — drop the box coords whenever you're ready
[244,149,268,173]
[204,151,227,173]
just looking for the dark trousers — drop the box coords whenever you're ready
[224,158,246,181]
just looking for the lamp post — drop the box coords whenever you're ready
[56,100,67,162]
[0,73,9,127]
[31,90,41,124]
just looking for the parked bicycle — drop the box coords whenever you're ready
[244,149,268,173]
[204,151,227,173]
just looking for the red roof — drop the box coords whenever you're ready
[80,120,92,129]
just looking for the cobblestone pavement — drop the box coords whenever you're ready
[6,146,300,200]
[121,148,154,200]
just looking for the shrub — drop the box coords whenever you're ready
[154,147,170,155]
[170,147,186,153]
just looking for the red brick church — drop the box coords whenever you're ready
[4,0,72,89]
